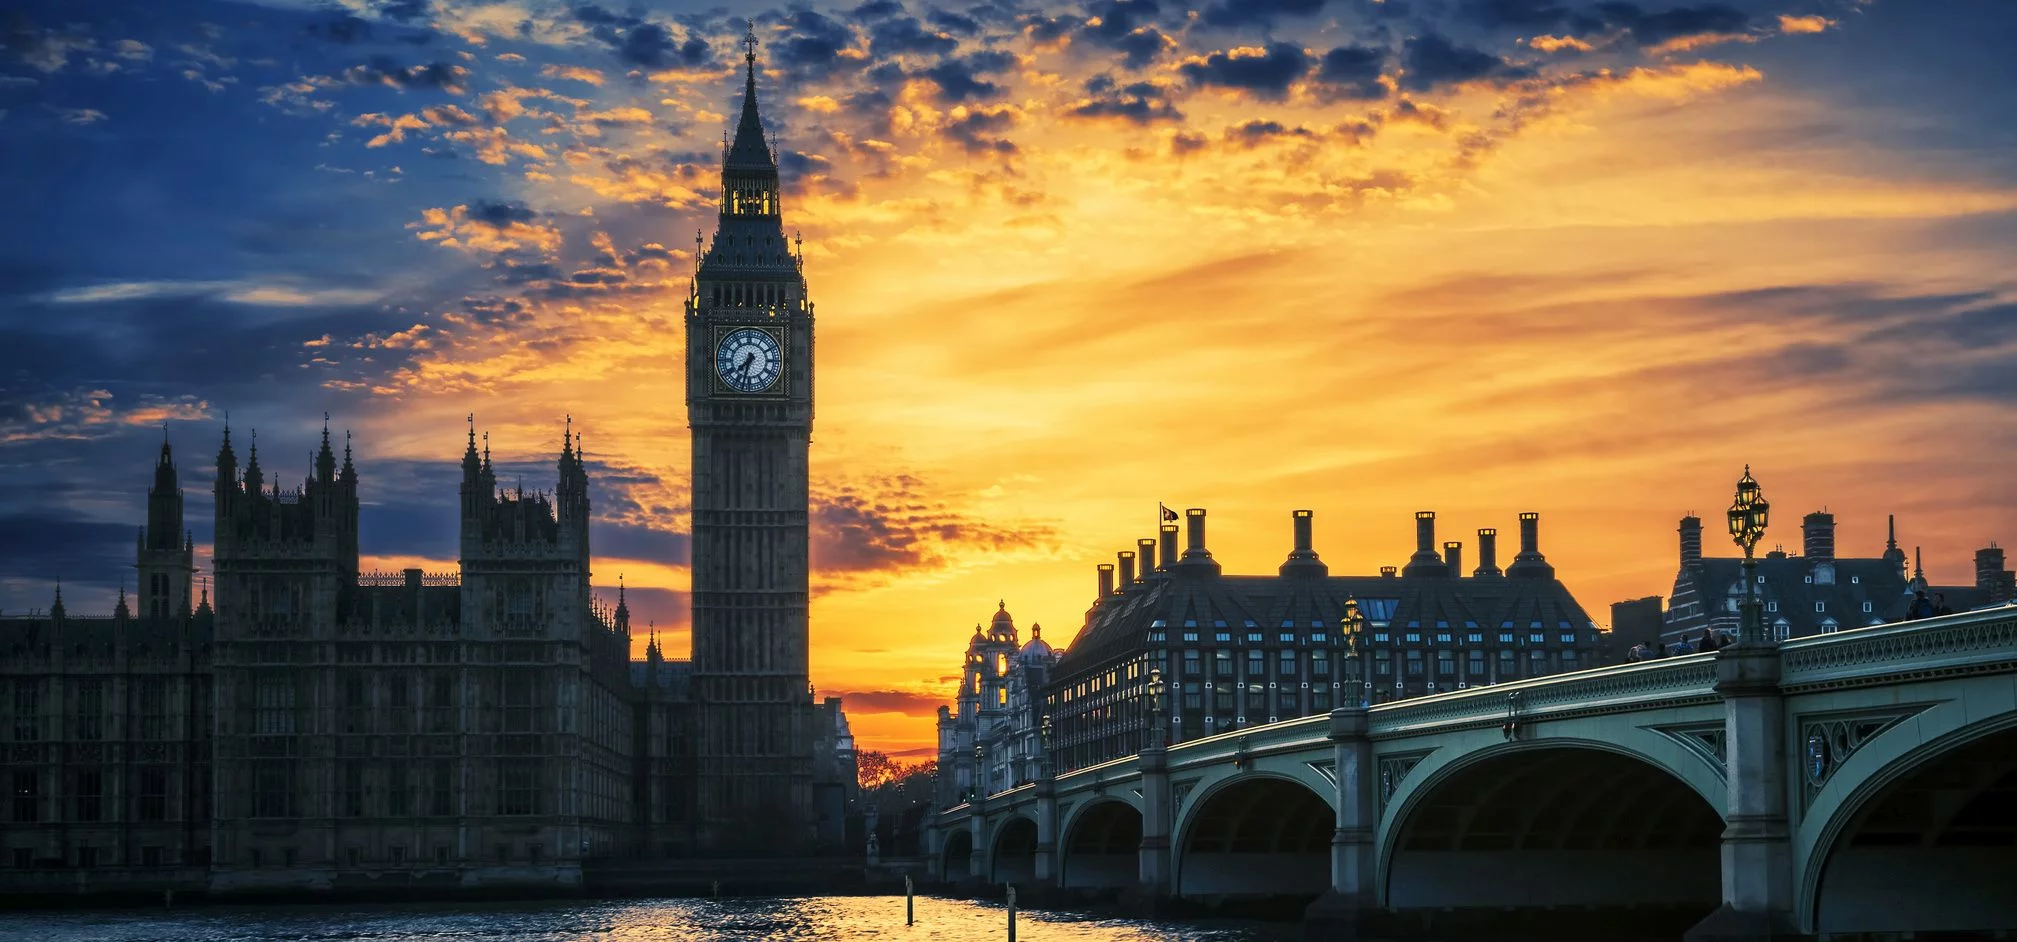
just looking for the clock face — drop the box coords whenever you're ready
[715,327,783,393]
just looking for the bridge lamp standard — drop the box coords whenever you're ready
[974,742,987,801]
[1039,714,1053,778]
[1146,666,1167,749]
[1728,465,1772,646]
[1341,596,1368,707]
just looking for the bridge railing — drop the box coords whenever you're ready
[1780,603,2017,687]
[1370,654,1720,737]
[1165,713,1332,770]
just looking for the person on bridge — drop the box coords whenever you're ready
[1907,590,1936,620]
[1933,593,1954,616]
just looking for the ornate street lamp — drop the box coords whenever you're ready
[1039,713,1054,777]
[973,742,987,800]
[1146,665,1167,749]
[1728,465,1772,645]
[1341,596,1367,707]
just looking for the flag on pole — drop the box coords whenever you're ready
[1160,503,1178,522]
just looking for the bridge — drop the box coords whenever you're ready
[926,607,2017,939]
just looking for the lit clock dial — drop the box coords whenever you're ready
[715,327,783,393]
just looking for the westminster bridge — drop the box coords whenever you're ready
[926,606,2017,938]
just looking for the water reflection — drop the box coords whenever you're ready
[0,895,1293,942]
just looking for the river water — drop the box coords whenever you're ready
[0,896,1295,942]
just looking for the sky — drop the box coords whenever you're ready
[4,0,2017,758]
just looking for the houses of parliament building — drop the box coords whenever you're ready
[0,31,851,896]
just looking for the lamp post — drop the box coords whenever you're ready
[1728,465,1772,646]
[1146,666,1167,749]
[1039,713,1054,778]
[1341,596,1367,707]
[974,742,987,800]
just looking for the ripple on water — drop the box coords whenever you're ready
[0,896,1294,942]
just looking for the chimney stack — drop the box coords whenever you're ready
[1280,509,1328,577]
[1159,524,1178,570]
[1403,511,1447,577]
[1802,511,1836,563]
[1138,538,1158,581]
[1117,551,1136,588]
[1097,563,1115,598]
[1474,528,1502,577]
[1679,514,1703,565]
[1442,541,1463,576]
[1178,508,1221,574]
[1507,511,1555,579]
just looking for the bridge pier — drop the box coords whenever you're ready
[1306,707,1377,938]
[1688,642,1803,942]
[1124,743,1173,913]
[968,797,987,885]
[1033,776,1057,886]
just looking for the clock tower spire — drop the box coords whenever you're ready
[685,19,817,853]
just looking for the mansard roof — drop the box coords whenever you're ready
[1678,553,1990,634]
[1053,566,1597,680]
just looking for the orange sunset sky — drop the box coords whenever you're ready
[5,0,2017,758]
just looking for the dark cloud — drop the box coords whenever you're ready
[1067,75,1184,124]
[1314,44,1389,100]
[809,477,1054,578]
[468,199,537,226]
[868,15,958,59]
[941,106,1018,154]
[1458,0,1750,49]
[928,9,984,36]
[1400,33,1529,92]
[1199,0,1330,29]
[1019,13,1081,45]
[850,0,906,19]
[773,9,861,80]
[375,0,432,22]
[1071,0,1173,68]
[1178,42,1311,100]
[915,50,1014,104]
[341,56,468,93]
[1599,2,1750,48]
[572,4,713,69]
[307,15,374,45]
[0,510,137,585]
[1226,119,1316,147]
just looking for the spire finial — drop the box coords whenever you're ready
[742,17,760,67]
[322,411,331,443]
[1887,513,1898,549]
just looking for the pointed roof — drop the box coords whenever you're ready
[725,19,775,171]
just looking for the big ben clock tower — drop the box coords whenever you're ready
[686,24,815,849]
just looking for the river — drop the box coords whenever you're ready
[0,896,1297,942]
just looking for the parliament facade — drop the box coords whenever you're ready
[1047,508,1604,772]
[0,33,848,896]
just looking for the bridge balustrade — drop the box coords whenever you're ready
[927,605,2017,939]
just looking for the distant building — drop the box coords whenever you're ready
[934,603,1061,805]
[1661,511,2014,645]
[1044,508,1603,774]
[0,426,855,896]
[1609,596,1665,660]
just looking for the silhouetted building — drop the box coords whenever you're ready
[1044,508,1602,773]
[1662,511,2011,644]
[1609,595,1665,660]
[935,603,1061,804]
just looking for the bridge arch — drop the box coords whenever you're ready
[1802,709,2017,934]
[941,827,974,881]
[1175,773,1334,900]
[987,813,1039,885]
[1380,739,1723,929]
[1058,798,1142,890]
